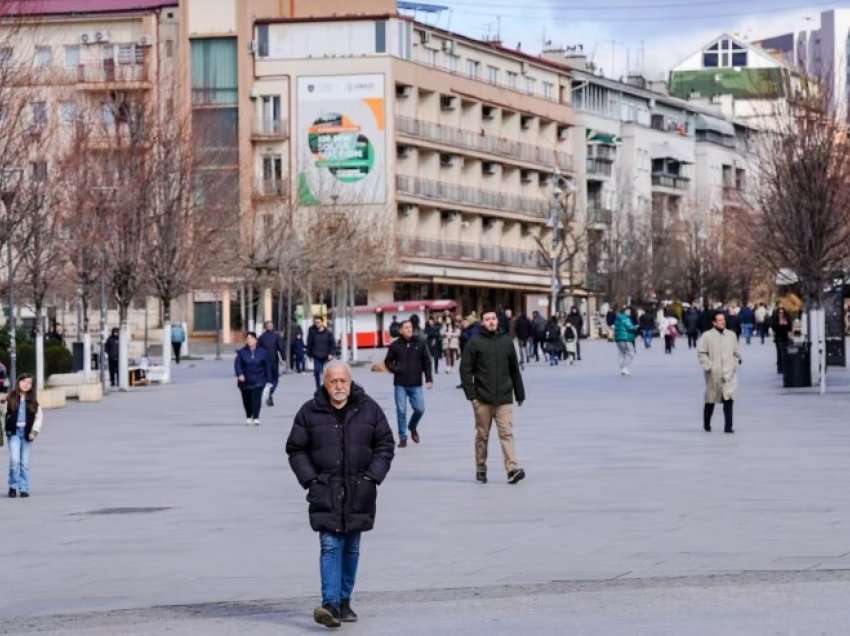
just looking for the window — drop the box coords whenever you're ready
[59,101,77,123]
[118,44,135,64]
[191,38,238,105]
[0,47,11,68]
[100,102,116,125]
[487,65,499,84]
[31,101,47,125]
[422,47,435,66]
[703,38,748,68]
[703,53,718,67]
[543,82,554,99]
[34,46,52,68]
[31,161,47,182]
[446,54,458,72]
[506,71,518,90]
[64,45,80,67]
[466,59,479,79]
[732,51,747,66]
[525,77,536,95]
[257,23,269,57]
[375,20,387,54]
[165,39,174,58]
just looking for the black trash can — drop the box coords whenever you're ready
[72,342,85,372]
[783,342,812,388]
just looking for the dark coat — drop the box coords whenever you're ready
[233,346,271,389]
[460,328,525,406]
[105,335,120,362]
[423,323,443,357]
[515,315,533,340]
[307,326,335,360]
[566,310,583,335]
[544,322,563,353]
[286,384,395,534]
[459,322,481,353]
[384,335,433,387]
[684,309,700,333]
[258,330,284,363]
[291,337,306,358]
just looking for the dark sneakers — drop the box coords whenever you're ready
[397,438,407,448]
[7,488,16,498]
[266,395,274,407]
[410,428,420,444]
[313,604,342,628]
[20,492,29,498]
[507,468,526,484]
[476,472,487,484]
[340,600,358,622]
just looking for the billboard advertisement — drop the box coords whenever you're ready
[296,74,386,206]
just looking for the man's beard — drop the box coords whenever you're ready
[332,390,348,401]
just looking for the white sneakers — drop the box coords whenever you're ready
[620,368,631,376]
[245,418,252,426]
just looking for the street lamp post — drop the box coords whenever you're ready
[99,248,108,394]
[549,170,563,318]
[214,291,222,361]
[1,189,16,386]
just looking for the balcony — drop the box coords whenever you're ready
[587,205,613,226]
[251,118,288,139]
[588,145,616,162]
[76,63,150,90]
[651,173,690,191]
[253,178,288,200]
[396,175,550,218]
[395,116,573,171]
[397,235,545,269]
[586,158,613,178]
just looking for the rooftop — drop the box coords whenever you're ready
[3,0,177,17]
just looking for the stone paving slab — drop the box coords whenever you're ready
[0,338,848,631]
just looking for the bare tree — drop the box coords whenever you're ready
[751,85,850,392]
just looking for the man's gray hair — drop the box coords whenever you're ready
[323,359,352,382]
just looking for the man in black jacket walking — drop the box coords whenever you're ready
[384,320,433,448]
[460,309,526,485]
[258,321,285,406]
[286,361,395,628]
[307,316,336,390]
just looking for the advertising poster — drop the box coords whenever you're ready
[296,74,386,206]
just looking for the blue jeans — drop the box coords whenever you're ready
[320,531,361,606]
[742,323,754,344]
[313,357,328,390]
[642,329,653,348]
[8,428,31,493]
[394,385,425,440]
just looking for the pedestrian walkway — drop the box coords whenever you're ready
[1,338,849,633]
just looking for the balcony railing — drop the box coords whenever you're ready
[651,173,690,191]
[588,145,616,162]
[252,117,288,138]
[253,178,288,199]
[396,175,550,218]
[10,63,150,87]
[397,235,546,269]
[587,205,613,225]
[395,116,573,171]
[586,158,613,177]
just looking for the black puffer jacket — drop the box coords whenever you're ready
[286,384,395,533]
[460,328,525,406]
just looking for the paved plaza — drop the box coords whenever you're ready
[2,337,850,634]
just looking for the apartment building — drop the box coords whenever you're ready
[564,55,754,303]
[0,0,180,342]
[181,0,577,330]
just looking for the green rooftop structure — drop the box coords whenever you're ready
[668,67,791,101]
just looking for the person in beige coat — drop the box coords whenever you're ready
[697,310,741,434]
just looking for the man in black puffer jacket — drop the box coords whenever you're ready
[460,309,526,485]
[286,360,395,629]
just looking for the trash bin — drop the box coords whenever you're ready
[72,342,85,372]
[783,342,812,388]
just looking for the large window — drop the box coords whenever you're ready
[64,45,80,67]
[703,38,748,68]
[467,59,480,79]
[191,38,237,105]
[34,46,52,68]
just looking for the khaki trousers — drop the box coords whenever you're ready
[472,402,519,474]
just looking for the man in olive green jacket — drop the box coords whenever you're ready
[460,309,526,485]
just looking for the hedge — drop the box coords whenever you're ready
[0,341,74,379]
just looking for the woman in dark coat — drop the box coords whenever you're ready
[772,307,792,374]
[423,318,443,373]
[234,331,271,426]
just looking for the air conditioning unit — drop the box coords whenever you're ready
[440,95,456,111]
[442,39,454,53]
[483,162,498,175]
[94,31,111,43]
[482,106,496,120]
[520,170,533,184]
[419,30,431,45]
[397,145,412,159]
[80,33,91,45]
[137,35,151,47]
[396,84,412,98]
[440,153,456,168]
[248,39,258,54]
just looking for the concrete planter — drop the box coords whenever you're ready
[39,388,67,410]
[77,383,103,403]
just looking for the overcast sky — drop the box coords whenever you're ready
[402,1,849,79]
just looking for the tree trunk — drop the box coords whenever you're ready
[119,306,130,391]
[161,299,172,384]
[35,304,44,390]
